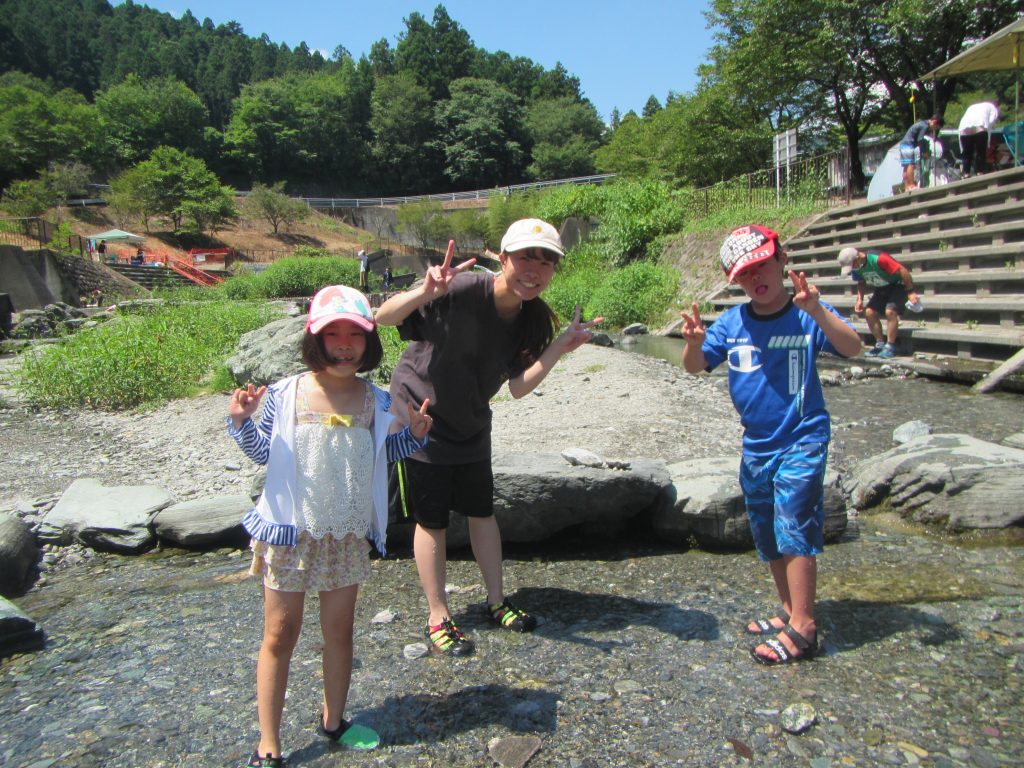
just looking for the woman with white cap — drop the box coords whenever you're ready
[377,219,602,656]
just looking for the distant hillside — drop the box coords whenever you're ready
[63,206,371,266]
[0,1,603,196]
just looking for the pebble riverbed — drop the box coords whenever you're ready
[1,345,1022,767]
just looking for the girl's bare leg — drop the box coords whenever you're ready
[319,584,359,731]
[256,587,305,758]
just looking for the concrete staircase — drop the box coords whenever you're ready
[708,164,1024,362]
[105,263,201,290]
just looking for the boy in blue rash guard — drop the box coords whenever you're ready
[680,225,862,665]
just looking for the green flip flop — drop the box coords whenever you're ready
[320,717,380,750]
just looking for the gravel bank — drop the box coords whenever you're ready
[1,344,1022,768]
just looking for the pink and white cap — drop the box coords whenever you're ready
[306,285,375,334]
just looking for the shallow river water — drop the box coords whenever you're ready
[2,338,1023,767]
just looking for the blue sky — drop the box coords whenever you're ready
[114,0,717,122]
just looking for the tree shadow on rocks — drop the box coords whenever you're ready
[514,586,719,650]
[818,598,961,652]
[287,684,558,758]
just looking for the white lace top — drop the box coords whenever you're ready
[292,374,374,540]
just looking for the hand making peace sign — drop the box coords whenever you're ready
[679,302,706,345]
[422,240,477,301]
[554,304,604,355]
[788,270,821,314]
[407,397,434,441]
[228,383,267,428]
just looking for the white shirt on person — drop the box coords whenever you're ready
[958,102,999,136]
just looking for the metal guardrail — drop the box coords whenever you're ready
[294,174,617,210]
[74,174,617,211]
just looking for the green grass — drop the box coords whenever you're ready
[15,300,280,409]
[680,198,825,240]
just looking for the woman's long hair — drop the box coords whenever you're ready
[516,297,558,368]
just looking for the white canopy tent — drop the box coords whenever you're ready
[920,16,1024,164]
[88,228,145,244]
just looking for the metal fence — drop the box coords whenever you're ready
[0,217,87,256]
[296,173,617,210]
[682,148,852,222]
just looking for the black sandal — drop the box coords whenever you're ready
[745,608,790,635]
[750,624,818,666]
[246,750,285,767]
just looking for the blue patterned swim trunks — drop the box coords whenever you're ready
[740,441,828,561]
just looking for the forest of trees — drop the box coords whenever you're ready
[0,0,604,196]
[0,0,1020,210]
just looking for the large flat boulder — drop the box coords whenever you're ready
[654,457,848,549]
[0,514,37,597]
[38,479,171,553]
[844,433,1024,531]
[152,495,251,549]
[226,315,305,387]
[387,452,673,550]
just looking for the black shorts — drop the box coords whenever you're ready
[867,283,908,315]
[389,458,493,530]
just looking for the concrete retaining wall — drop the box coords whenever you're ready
[0,247,68,310]
[0,246,147,312]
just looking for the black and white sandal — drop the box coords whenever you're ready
[745,608,790,635]
[750,624,818,666]
[246,750,285,767]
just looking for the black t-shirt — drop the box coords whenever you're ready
[389,272,528,464]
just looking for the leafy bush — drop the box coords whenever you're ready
[485,192,537,249]
[544,241,609,322]
[212,255,361,299]
[373,325,407,386]
[219,272,264,300]
[15,301,278,409]
[596,180,685,264]
[535,184,604,227]
[584,260,679,328]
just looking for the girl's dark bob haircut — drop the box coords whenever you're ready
[301,325,383,373]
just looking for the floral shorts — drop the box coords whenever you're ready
[250,532,371,592]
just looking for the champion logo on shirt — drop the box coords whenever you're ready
[727,345,762,372]
[767,334,811,350]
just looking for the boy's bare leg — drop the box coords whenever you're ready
[885,308,900,344]
[754,554,817,660]
[903,165,917,190]
[768,557,792,618]
[414,524,452,625]
[865,307,884,344]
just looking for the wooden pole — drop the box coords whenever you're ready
[972,346,1024,393]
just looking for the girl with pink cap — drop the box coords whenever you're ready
[228,284,433,767]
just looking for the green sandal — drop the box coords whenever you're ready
[489,599,537,632]
[425,617,475,656]
[320,717,381,750]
